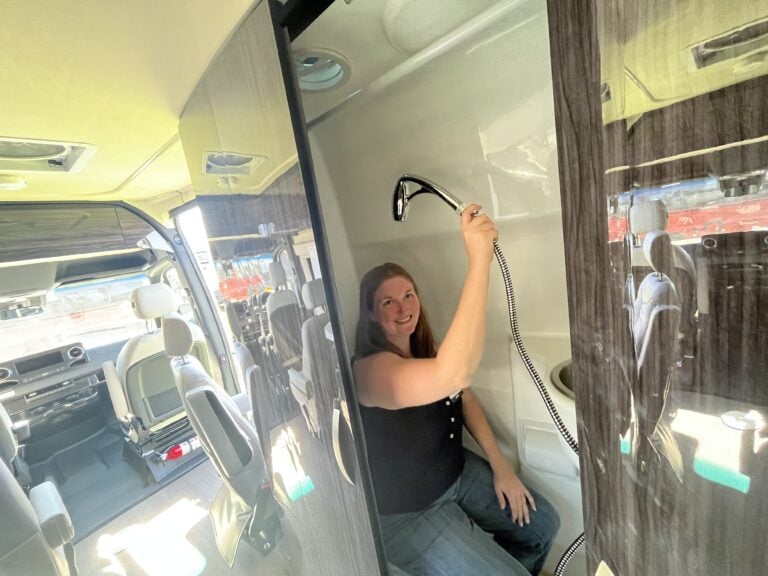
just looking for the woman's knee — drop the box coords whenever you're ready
[530,490,561,541]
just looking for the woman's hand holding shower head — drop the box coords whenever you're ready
[461,204,498,267]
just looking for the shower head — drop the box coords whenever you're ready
[393,174,468,222]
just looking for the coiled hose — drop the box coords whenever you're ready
[492,240,584,576]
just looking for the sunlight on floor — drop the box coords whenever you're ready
[671,409,751,493]
[95,497,209,576]
[271,426,315,502]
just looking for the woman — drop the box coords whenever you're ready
[354,205,559,576]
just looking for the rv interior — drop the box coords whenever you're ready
[1,1,767,576]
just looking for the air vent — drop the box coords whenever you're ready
[0,380,18,393]
[67,346,85,360]
[0,137,97,174]
[0,367,11,381]
[293,50,350,92]
[202,152,267,176]
[691,17,768,69]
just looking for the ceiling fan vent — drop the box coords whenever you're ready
[0,137,97,173]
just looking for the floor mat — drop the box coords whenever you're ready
[31,426,206,542]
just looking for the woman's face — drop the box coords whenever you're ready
[372,276,421,342]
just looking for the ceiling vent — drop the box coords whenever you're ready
[691,17,768,69]
[202,151,267,176]
[293,50,350,92]
[0,137,97,173]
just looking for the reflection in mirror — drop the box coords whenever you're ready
[599,1,768,124]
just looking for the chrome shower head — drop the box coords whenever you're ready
[393,174,468,222]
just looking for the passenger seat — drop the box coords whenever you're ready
[103,283,210,444]
[164,316,279,565]
[265,262,303,368]
[288,279,332,439]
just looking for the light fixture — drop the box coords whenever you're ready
[293,49,350,92]
[0,174,26,191]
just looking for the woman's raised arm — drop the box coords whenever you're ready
[356,204,497,409]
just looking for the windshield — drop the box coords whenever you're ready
[0,273,150,363]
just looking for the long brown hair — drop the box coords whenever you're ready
[354,262,437,362]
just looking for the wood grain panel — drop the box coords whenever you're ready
[197,165,311,242]
[0,205,153,263]
[625,76,768,166]
[202,0,298,195]
[547,2,636,573]
[549,1,768,574]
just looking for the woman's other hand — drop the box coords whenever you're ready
[460,204,498,267]
[492,461,537,527]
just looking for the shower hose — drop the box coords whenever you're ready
[492,240,584,576]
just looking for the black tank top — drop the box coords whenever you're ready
[359,394,464,514]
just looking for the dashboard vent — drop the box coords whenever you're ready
[67,346,85,359]
[0,367,11,381]
[0,380,18,393]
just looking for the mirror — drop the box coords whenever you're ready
[0,295,45,320]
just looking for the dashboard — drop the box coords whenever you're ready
[0,341,123,432]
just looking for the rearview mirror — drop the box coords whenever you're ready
[0,294,46,320]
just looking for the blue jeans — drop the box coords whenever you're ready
[380,450,560,576]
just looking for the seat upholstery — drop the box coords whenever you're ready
[629,198,697,357]
[104,283,210,442]
[265,262,303,367]
[288,279,333,438]
[633,232,681,366]
[165,316,272,566]
[629,231,684,481]
[0,403,74,576]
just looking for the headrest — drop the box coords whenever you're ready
[630,199,668,235]
[0,402,18,468]
[269,262,287,287]
[131,283,178,320]
[265,289,299,316]
[643,231,675,276]
[164,315,195,357]
[302,279,326,311]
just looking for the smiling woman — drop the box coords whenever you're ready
[351,213,560,575]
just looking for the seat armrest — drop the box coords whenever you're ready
[29,481,74,549]
[288,369,312,399]
[231,392,251,416]
[102,360,130,421]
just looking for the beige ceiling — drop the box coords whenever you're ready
[293,0,498,122]
[0,0,255,218]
